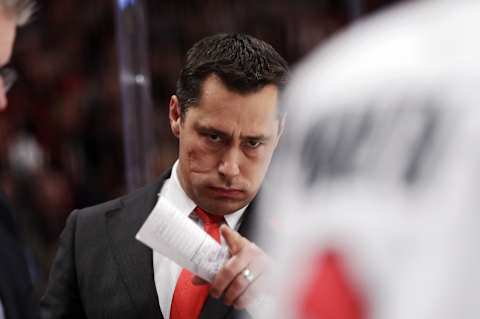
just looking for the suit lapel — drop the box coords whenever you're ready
[105,170,171,319]
[237,199,259,244]
[200,200,258,319]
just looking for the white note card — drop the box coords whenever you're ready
[136,197,228,282]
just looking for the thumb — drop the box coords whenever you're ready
[220,224,246,255]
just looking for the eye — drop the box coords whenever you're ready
[245,139,262,149]
[207,133,222,143]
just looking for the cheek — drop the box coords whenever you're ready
[244,148,275,184]
[185,141,219,173]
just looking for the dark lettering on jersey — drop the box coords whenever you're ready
[301,104,444,188]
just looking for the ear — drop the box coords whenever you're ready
[169,95,181,138]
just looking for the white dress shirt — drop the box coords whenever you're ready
[153,161,247,319]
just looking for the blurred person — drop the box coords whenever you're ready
[41,33,288,319]
[0,0,30,110]
[260,1,480,319]
[0,1,39,319]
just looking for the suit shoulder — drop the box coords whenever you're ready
[74,175,169,221]
[76,196,123,217]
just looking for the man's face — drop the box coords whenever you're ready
[0,8,16,110]
[169,75,283,216]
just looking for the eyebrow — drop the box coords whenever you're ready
[196,125,229,138]
[194,123,271,141]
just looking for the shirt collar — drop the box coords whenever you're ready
[159,160,247,230]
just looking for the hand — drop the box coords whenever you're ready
[193,225,271,310]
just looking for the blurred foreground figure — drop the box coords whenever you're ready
[261,1,480,319]
[0,1,38,319]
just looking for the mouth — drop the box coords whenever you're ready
[208,186,245,199]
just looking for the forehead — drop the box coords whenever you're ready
[187,75,280,133]
[0,9,16,66]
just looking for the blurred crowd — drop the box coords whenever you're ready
[0,0,399,300]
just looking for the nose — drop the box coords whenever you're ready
[218,147,241,180]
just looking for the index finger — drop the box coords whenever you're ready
[221,225,248,255]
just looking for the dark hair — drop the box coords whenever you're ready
[176,33,288,116]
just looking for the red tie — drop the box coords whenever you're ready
[170,207,224,319]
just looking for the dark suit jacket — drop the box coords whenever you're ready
[41,169,258,319]
[0,192,38,319]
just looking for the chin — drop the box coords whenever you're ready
[205,200,247,215]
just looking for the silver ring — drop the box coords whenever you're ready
[242,268,255,283]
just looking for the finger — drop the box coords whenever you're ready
[222,259,264,305]
[222,268,254,305]
[232,267,272,310]
[233,281,257,310]
[213,241,267,299]
[210,251,250,298]
[220,225,248,255]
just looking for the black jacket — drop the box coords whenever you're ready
[41,169,258,319]
[0,192,38,319]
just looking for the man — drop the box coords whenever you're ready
[0,1,37,319]
[41,33,288,319]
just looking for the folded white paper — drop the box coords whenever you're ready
[136,197,228,282]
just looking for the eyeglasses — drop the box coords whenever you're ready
[0,67,18,93]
